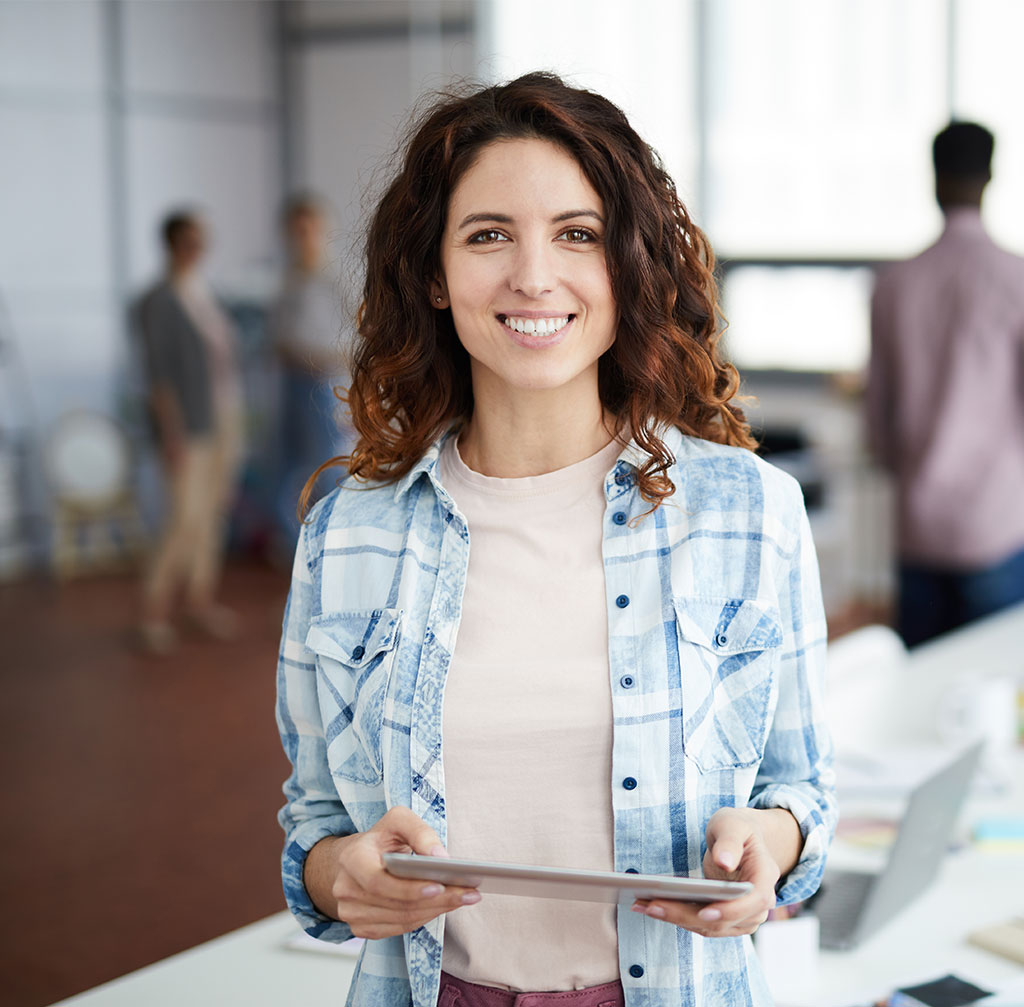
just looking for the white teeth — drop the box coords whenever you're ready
[502,315,570,336]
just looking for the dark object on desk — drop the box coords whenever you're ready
[889,973,991,1006]
[809,742,983,950]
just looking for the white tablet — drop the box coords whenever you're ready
[382,853,752,905]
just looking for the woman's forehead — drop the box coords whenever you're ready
[448,138,603,221]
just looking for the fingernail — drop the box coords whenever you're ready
[718,853,737,871]
[698,908,721,922]
[630,904,646,914]
[645,905,666,918]
[429,845,449,858]
[420,884,443,897]
[461,891,481,905]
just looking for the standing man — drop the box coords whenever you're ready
[137,210,244,654]
[267,194,351,549]
[867,122,1024,647]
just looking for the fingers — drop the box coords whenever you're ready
[630,890,775,937]
[337,880,481,940]
[372,805,449,857]
[332,806,481,939]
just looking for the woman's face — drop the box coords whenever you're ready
[437,138,617,407]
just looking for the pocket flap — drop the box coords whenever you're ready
[306,609,403,667]
[674,597,782,654]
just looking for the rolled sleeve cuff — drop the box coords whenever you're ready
[282,816,355,943]
[748,782,837,905]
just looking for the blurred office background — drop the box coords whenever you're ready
[1,1,1023,1005]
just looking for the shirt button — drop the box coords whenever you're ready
[620,674,635,688]
[616,594,630,608]
[625,867,639,874]
[629,964,645,979]
[714,633,728,647]
[351,645,365,660]
[622,777,637,790]
[613,511,627,525]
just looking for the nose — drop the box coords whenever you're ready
[508,236,556,298]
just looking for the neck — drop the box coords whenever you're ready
[458,370,617,478]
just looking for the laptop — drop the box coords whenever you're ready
[810,740,984,950]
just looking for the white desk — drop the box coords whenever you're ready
[49,913,357,1007]
[51,605,1024,1007]
[791,602,1024,1006]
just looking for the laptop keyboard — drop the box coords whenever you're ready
[813,870,876,945]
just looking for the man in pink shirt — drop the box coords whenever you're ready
[867,121,1024,647]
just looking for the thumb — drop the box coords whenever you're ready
[376,805,449,859]
[710,838,742,874]
[706,814,750,874]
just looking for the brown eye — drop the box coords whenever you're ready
[560,227,597,243]
[469,229,508,244]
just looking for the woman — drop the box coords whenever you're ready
[276,73,835,1007]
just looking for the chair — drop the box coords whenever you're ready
[45,409,148,578]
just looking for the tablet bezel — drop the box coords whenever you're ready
[382,853,752,905]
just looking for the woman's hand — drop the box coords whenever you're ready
[304,806,481,940]
[631,807,801,938]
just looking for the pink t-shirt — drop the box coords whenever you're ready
[438,435,622,992]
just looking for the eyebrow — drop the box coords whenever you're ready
[455,208,604,230]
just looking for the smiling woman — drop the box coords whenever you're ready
[277,72,835,1007]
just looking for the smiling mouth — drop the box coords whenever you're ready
[497,313,574,336]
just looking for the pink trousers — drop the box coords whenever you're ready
[437,971,625,1007]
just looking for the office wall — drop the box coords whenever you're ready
[284,3,476,300]
[0,0,281,572]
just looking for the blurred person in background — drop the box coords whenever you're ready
[867,121,1024,647]
[267,193,352,553]
[136,210,245,654]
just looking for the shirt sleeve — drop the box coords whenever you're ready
[748,475,837,905]
[138,291,175,391]
[275,520,357,942]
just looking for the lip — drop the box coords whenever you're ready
[497,312,574,349]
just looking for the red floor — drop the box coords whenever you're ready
[0,560,295,1007]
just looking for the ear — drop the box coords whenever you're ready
[429,278,449,309]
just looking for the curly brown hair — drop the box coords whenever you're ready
[305,71,753,514]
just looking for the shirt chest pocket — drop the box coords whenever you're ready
[306,608,403,786]
[674,597,782,773]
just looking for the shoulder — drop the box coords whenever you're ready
[665,433,808,555]
[306,470,401,529]
[672,434,803,508]
[872,247,935,297]
[986,237,1024,288]
[140,281,176,311]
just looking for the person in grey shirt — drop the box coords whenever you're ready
[136,211,244,654]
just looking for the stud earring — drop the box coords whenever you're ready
[434,295,443,304]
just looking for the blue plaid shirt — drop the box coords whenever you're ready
[276,426,836,1007]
